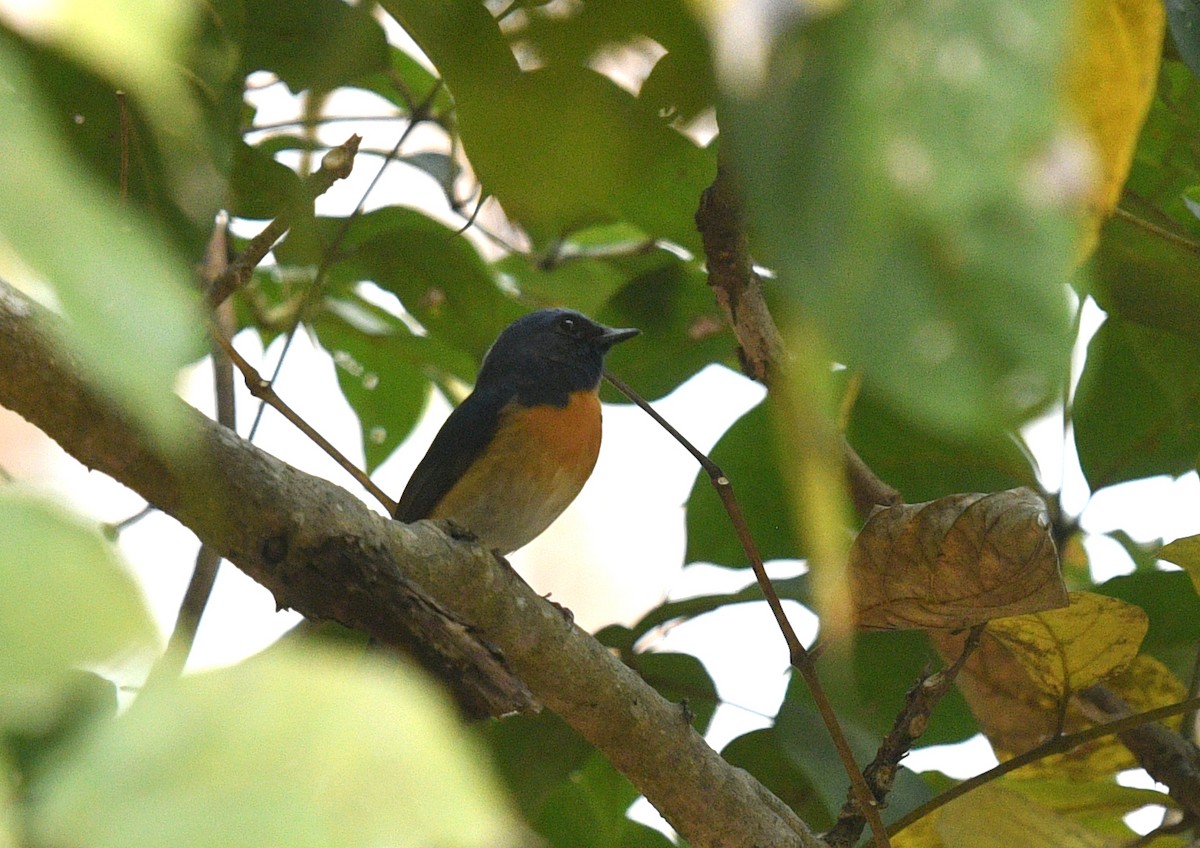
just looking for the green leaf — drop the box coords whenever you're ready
[311,300,434,474]
[773,675,934,829]
[626,574,812,640]
[535,755,672,848]
[353,44,455,116]
[328,207,524,360]
[0,41,201,440]
[1094,570,1200,683]
[626,652,718,734]
[30,645,522,848]
[726,0,1075,439]
[847,384,1039,503]
[1,0,221,218]
[597,252,735,399]
[241,0,390,92]
[722,728,835,830]
[1168,0,1200,82]
[684,401,800,567]
[0,494,155,719]
[228,141,307,221]
[495,254,630,319]
[1090,202,1200,343]
[381,0,712,249]
[1072,317,1200,490]
[481,711,594,822]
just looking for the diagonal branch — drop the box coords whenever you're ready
[0,278,821,848]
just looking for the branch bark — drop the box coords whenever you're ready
[0,278,821,848]
[694,151,901,519]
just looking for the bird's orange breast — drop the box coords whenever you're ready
[429,390,603,554]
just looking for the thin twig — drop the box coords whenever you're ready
[207,134,362,308]
[243,83,445,438]
[825,625,985,848]
[1114,205,1200,258]
[604,368,892,848]
[145,220,237,684]
[211,326,397,515]
[115,90,130,204]
[887,694,1200,836]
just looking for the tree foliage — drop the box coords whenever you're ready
[2,0,1200,846]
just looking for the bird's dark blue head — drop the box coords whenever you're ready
[475,309,639,406]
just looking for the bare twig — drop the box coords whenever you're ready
[1079,685,1200,822]
[825,625,985,848]
[115,90,131,204]
[243,83,443,439]
[888,694,1200,836]
[210,326,398,515]
[147,221,238,685]
[604,368,892,848]
[694,151,784,384]
[207,134,362,308]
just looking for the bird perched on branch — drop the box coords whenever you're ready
[395,308,639,554]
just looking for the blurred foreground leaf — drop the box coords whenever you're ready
[0,42,199,439]
[0,494,155,728]
[30,645,522,848]
[726,0,1076,440]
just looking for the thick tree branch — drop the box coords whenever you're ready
[0,278,820,848]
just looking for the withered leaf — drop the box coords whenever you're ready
[851,488,1067,630]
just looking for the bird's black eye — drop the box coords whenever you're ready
[557,316,578,335]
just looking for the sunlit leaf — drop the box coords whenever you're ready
[30,645,523,848]
[1159,533,1200,594]
[987,592,1148,702]
[934,784,1121,847]
[1066,0,1164,258]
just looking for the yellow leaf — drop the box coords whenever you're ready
[1067,0,1165,259]
[1160,534,1200,596]
[986,591,1148,700]
[933,594,1152,756]
[1016,653,1189,779]
[936,785,1121,847]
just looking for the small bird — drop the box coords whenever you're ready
[395,308,639,554]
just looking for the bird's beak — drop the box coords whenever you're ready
[597,325,640,351]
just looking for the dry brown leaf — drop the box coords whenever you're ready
[932,628,1058,756]
[851,488,1067,630]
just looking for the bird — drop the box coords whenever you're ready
[394,308,640,554]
